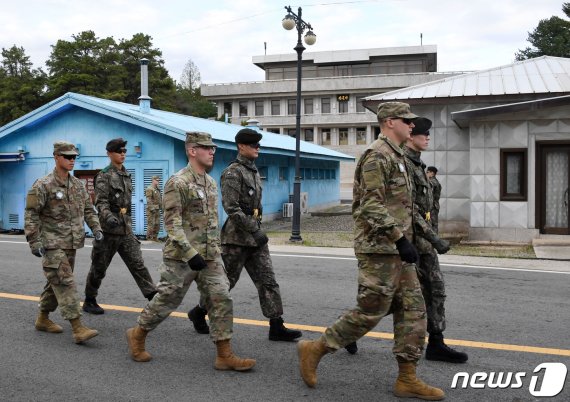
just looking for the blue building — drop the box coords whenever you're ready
[0,92,353,235]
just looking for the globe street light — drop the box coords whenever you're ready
[282,5,316,242]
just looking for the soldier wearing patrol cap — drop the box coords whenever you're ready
[297,102,445,400]
[425,166,441,234]
[25,141,102,344]
[127,131,255,371]
[404,118,468,364]
[144,175,162,241]
[82,138,157,314]
[187,128,302,342]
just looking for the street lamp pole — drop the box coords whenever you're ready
[282,5,316,242]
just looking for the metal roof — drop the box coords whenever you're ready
[0,93,353,162]
[363,56,570,102]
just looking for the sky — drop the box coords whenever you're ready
[1,0,567,85]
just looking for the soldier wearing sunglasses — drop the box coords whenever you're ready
[83,138,157,314]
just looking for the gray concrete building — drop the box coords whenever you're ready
[364,56,570,242]
[202,45,460,199]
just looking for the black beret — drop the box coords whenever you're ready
[106,137,127,152]
[411,117,432,135]
[235,128,262,144]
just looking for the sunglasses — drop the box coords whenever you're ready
[389,117,414,126]
[193,145,216,154]
[61,154,77,160]
[247,143,261,150]
[113,148,127,154]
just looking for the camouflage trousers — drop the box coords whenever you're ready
[430,210,439,234]
[85,232,156,299]
[322,254,427,363]
[219,243,283,319]
[39,249,81,320]
[417,250,446,335]
[138,257,233,341]
[146,208,160,240]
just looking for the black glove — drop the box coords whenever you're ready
[94,231,104,241]
[31,242,45,258]
[188,254,208,271]
[252,230,269,247]
[106,215,120,228]
[395,236,419,263]
[432,238,450,255]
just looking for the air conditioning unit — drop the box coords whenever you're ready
[282,203,294,218]
[300,192,309,214]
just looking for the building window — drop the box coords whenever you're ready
[271,100,280,116]
[239,101,248,117]
[338,100,349,114]
[321,129,331,145]
[356,95,368,113]
[500,149,527,201]
[279,166,288,181]
[288,99,296,115]
[287,128,297,137]
[304,129,314,142]
[255,101,264,116]
[266,128,279,134]
[339,129,348,145]
[321,98,331,114]
[356,127,367,144]
[223,102,232,117]
[304,98,314,114]
[258,166,268,181]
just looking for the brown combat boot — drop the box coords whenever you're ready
[394,362,445,400]
[126,325,152,362]
[69,318,99,344]
[214,340,256,371]
[35,311,63,333]
[297,338,329,387]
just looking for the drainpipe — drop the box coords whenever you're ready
[138,58,152,114]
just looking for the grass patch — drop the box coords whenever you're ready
[447,244,536,259]
[267,231,353,248]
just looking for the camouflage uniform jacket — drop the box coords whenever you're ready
[162,163,221,261]
[25,168,102,250]
[220,154,262,247]
[353,135,414,254]
[95,164,132,235]
[145,185,162,211]
[430,176,441,213]
[404,146,440,254]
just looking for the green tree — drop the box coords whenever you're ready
[174,59,216,118]
[0,45,47,126]
[516,3,570,60]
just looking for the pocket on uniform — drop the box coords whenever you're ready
[42,249,67,268]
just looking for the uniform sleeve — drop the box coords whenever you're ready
[358,154,402,242]
[94,172,112,224]
[409,172,439,245]
[24,181,46,246]
[163,177,197,261]
[82,186,102,234]
[432,180,441,210]
[221,168,258,233]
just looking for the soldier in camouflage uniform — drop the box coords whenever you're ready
[25,141,101,344]
[126,132,255,371]
[426,166,441,234]
[83,138,157,314]
[405,118,468,364]
[297,103,444,400]
[145,175,162,241]
[187,128,301,342]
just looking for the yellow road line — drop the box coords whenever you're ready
[2,291,569,357]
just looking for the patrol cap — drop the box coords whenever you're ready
[53,141,79,156]
[106,137,127,152]
[185,131,217,147]
[151,175,160,180]
[235,128,263,144]
[411,117,432,135]
[426,166,438,174]
[377,102,418,120]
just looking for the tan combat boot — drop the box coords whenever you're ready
[214,340,256,371]
[35,311,63,333]
[126,325,152,362]
[69,318,99,344]
[394,362,445,400]
[297,338,329,387]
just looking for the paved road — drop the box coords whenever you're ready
[0,237,569,401]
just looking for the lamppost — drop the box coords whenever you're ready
[282,5,316,242]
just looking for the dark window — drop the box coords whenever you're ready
[266,128,280,134]
[339,129,348,145]
[258,166,268,181]
[500,149,527,201]
[287,128,297,137]
[271,100,280,116]
[288,99,296,115]
[356,95,368,113]
[223,102,232,117]
[279,167,288,181]
[255,101,264,116]
[338,101,348,114]
[321,98,331,114]
[356,127,367,144]
[304,129,314,142]
[304,98,313,114]
[321,129,331,145]
[239,101,248,117]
